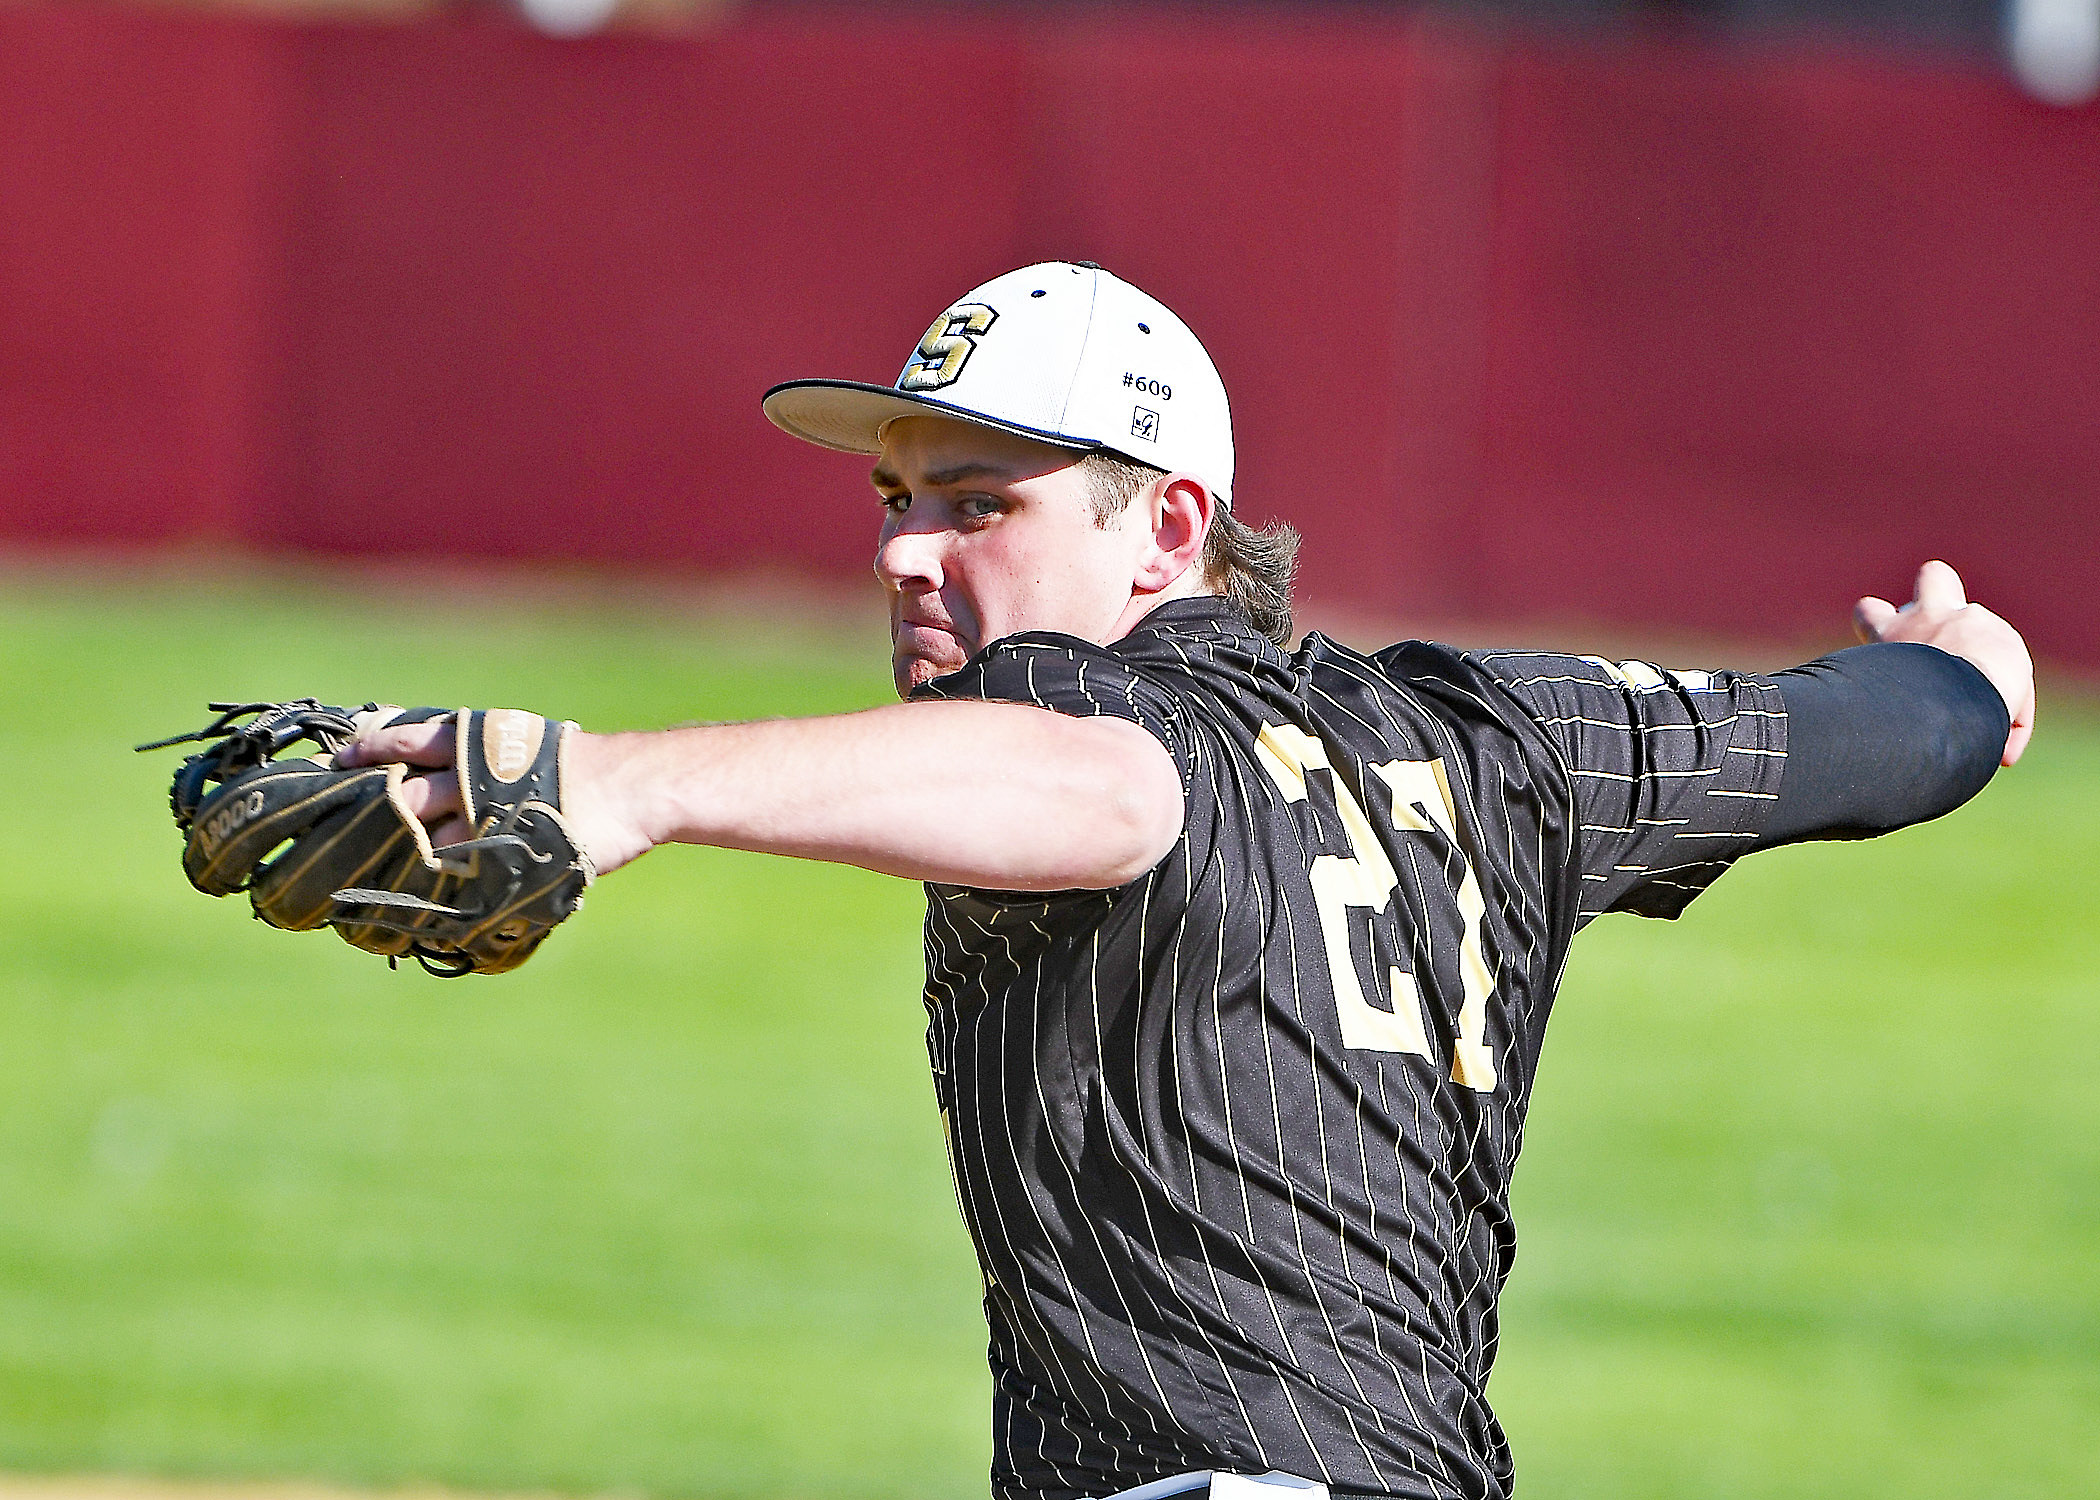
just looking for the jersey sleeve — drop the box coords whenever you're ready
[1469,650,1788,922]
[910,631,1196,785]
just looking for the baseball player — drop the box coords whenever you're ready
[342,262,2033,1500]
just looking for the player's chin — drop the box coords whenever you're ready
[894,641,971,697]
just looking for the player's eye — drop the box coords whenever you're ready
[878,491,911,514]
[957,494,1006,520]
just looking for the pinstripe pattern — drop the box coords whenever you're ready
[913,601,1786,1500]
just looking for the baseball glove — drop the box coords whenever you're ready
[140,699,594,976]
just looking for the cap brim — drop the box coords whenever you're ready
[762,379,1099,458]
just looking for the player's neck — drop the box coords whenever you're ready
[1105,571,1219,645]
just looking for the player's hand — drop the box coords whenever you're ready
[1854,560,2035,767]
[337,708,656,874]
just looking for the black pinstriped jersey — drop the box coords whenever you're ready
[911,598,1787,1500]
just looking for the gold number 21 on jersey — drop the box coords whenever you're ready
[1253,724,1498,1093]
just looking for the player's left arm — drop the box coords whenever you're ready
[338,699,1186,890]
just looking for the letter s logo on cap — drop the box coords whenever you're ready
[898,303,998,391]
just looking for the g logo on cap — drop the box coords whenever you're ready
[899,303,998,392]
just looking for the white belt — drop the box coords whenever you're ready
[1099,1472,1329,1500]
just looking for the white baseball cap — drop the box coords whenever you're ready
[762,261,1235,504]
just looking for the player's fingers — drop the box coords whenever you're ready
[1853,596,1898,642]
[339,717,455,769]
[1913,559,1968,615]
[2003,684,2036,767]
[428,814,474,848]
[395,769,464,824]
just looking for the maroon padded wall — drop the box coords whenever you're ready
[1,4,2094,663]
[264,14,1032,578]
[1473,39,2100,658]
[0,5,286,545]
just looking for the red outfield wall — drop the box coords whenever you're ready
[2,3,2096,661]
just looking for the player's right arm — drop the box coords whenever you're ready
[1852,559,2034,766]
[339,698,1186,891]
[1472,558,2028,921]
[1739,561,2024,850]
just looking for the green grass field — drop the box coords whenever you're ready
[3,569,2095,1500]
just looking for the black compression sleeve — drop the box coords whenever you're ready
[1756,642,2010,850]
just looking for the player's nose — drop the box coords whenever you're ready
[874,521,945,592]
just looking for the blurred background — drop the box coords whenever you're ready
[2,1,2096,1499]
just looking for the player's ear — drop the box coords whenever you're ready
[1133,474,1213,593]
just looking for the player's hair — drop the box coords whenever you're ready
[1078,452,1300,647]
